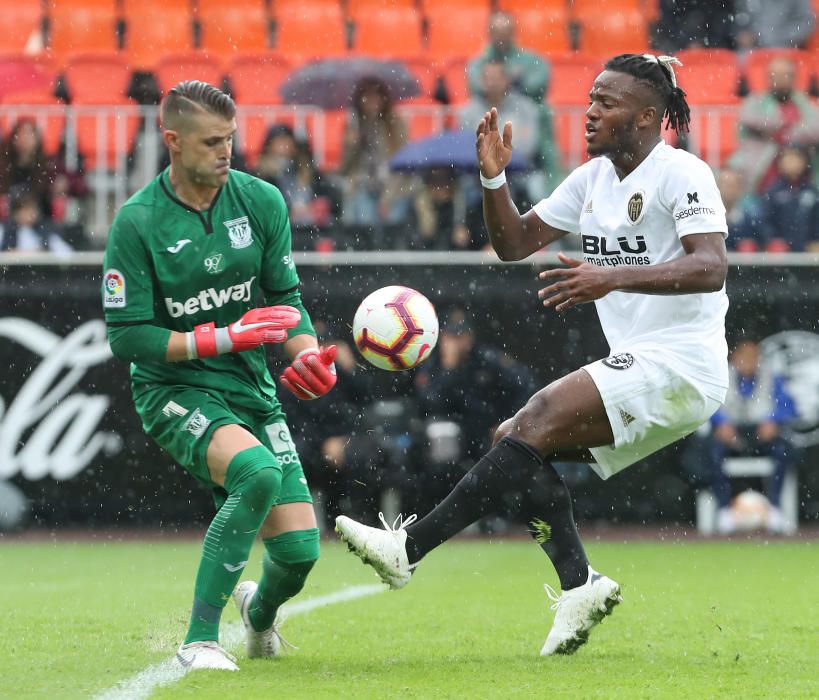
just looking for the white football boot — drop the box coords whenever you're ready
[540,566,622,656]
[176,641,239,671]
[232,580,292,658]
[335,512,417,589]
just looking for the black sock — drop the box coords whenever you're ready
[519,463,589,590]
[404,437,543,565]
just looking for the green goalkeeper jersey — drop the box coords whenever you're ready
[102,168,305,407]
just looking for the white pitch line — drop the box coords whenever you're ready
[93,583,385,700]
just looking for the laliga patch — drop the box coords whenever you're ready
[603,352,634,370]
[103,269,126,308]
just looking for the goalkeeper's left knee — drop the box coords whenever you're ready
[264,527,320,572]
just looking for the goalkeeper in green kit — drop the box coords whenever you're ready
[102,81,336,671]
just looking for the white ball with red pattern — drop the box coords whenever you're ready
[352,286,438,371]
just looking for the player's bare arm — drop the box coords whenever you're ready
[477,107,568,260]
[538,232,727,312]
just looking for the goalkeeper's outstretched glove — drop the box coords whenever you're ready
[187,306,301,359]
[280,345,337,400]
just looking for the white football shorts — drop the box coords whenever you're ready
[583,346,724,480]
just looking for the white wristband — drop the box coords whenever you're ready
[185,331,198,360]
[480,170,507,189]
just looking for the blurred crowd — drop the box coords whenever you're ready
[1,3,818,253]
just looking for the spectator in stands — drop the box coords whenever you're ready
[707,338,799,534]
[717,166,765,251]
[340,77,409,227]
[255,124,340,229]
[279,322,387,527]
[654,0,736,52]
[460,60,562,199]
[467,11,549,102]
[0,118,55,220]
[728,56,819,193]
[735,0,816,50]
[0,187,72,253]
[759,145,819,252]
[413,309,537,508]
[406,167,486,251]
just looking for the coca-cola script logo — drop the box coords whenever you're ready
[0,318,122,480]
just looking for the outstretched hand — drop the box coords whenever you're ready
[476,107,513,178]
[537,253,614,312]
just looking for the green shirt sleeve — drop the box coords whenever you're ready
[258,182,301,295]
[102,207,156,323]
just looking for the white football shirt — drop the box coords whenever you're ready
[533,140,729,399]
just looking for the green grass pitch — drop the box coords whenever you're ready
[3,536,817,699]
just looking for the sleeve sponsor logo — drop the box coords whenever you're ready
[674,192,716,221]
[103,269,126,308]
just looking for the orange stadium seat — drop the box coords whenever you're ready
[575,10,650,56]
[64,52,131,103]
[440,56,470,105]
[227,52,294,105]
[571,0,644,10]
[47,1,119,67]
[0,2,45,53]
[741,49,812,94]
[154,52,224,95]
[274,5,347,60]
[399,54,443,103]
[420,0,491,10]
[351,8,424,58]
[72,95,141,169]
[509,7,571,56]
[546,53,601,105]
[0,92,66,156]
[396,102,448,141]
[198,0,271,60]
[123,7,195,72]
[426,8,491,60]
[306,108,347,171]
[0,54,58,102]
[497,0,567,9]
[687,106,737,167]
[675,49,740,104]
[347,0,415,11]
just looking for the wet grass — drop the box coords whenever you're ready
[2,537,816,699]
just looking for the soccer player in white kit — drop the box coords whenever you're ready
[336,54,729,655]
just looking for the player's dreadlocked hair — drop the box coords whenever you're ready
[160,80,236,129]
[604,53,691,134]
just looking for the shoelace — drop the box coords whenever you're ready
[270,612,298,654]
[544,583,565,612]
[377,511,418,533]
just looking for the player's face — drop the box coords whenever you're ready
[585,71,643,158]
[177,112,236,188]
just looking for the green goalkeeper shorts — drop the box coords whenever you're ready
[133,385,312,508]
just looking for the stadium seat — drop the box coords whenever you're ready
[0,54,58,102]
[426,8,491,60]
[0,93,66,156]
[687,106,738,167]
[497,0,566,9]
[154,52,224,96]
[198,0,271,60]
[420,0,491,10]
[72,96,141,169]
[396,102,448,141]
[46,2,119,67]
[274,5,347,59]
[306,108,347,171]
[675,49,740,104]
[123,7,195,72]
[347,0,415,10]
[546,53,601,105]
[570,0,644,10]
[0,2,45,53]
[227,52,293,105]
[741,49,812,94]
[440,56,470,105]
[575,9,650,56]
[507,7,571,56]
[351,8,424,59]
[398,54,443,103]
[64,52,131,103]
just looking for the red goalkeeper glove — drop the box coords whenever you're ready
[187,306,301,359]
[280,345,337,400]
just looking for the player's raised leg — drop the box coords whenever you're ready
[178,425,282,671]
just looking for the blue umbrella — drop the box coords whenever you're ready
[389,130,532,173]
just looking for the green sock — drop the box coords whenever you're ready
[248,528,320,632]
[184,446,282,644]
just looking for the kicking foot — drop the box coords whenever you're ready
[335,512,417,590]
[176,641,239,671]
[540,566,622,656]
[233,580,293,658]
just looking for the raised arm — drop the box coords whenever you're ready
[477,107,568,260]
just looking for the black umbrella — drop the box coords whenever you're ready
[280,57,420,109]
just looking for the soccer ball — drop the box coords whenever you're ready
[352,286,438,371]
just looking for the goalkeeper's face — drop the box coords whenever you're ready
[174,112,237,188]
